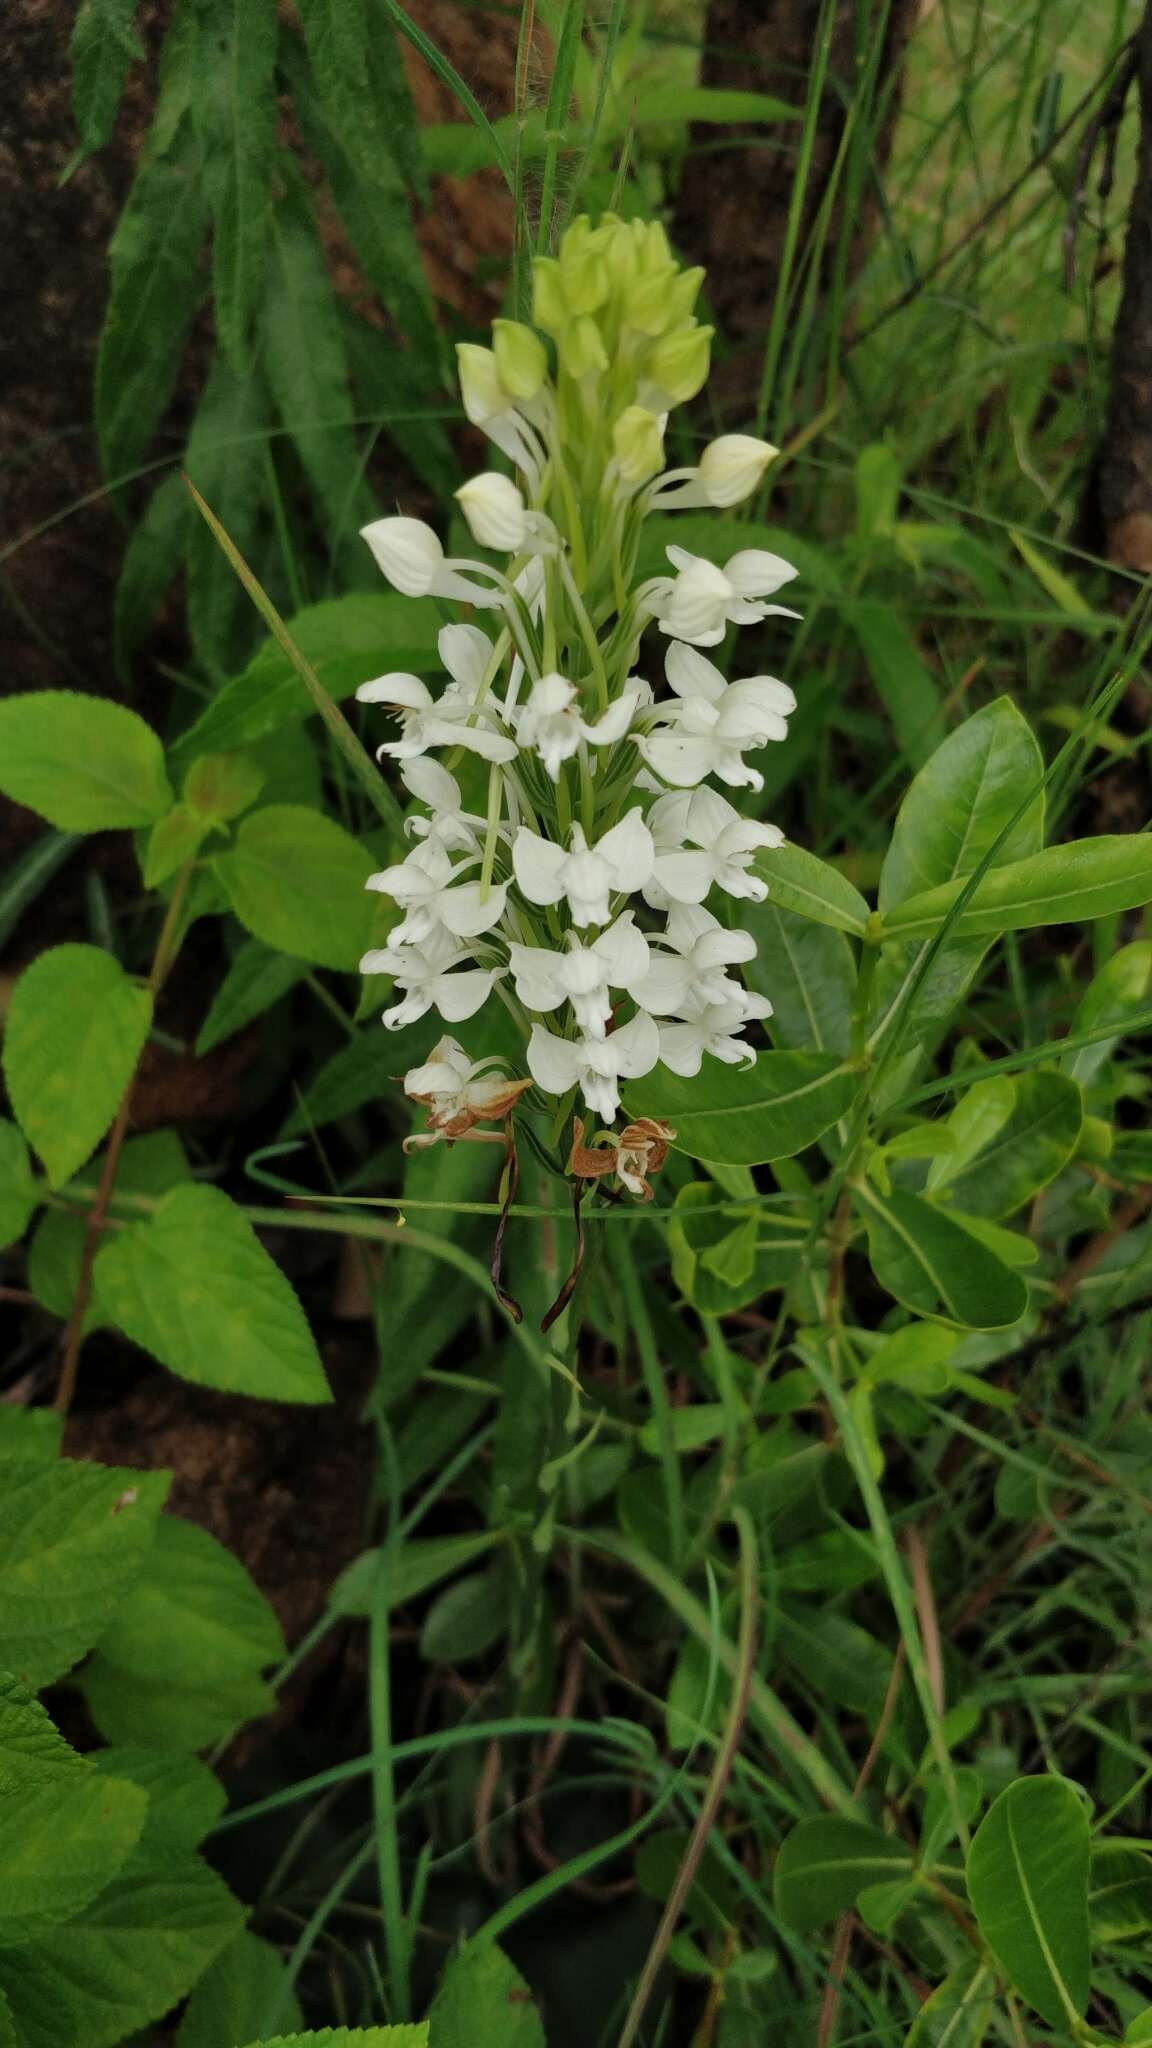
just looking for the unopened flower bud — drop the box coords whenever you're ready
[456,343,509,426]
[697,434,779,508]
[626,268,677,336]
[613,406,666,485]
[562,248,609,316]
[666,266,705,325]
[532,257,567,334]
[360,515,445,597]
[647,323,713,404]
[456,473,529,552]
[562,315,609,379]
[492,319,548,401]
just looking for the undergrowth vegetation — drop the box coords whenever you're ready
[0,1,1150,2044]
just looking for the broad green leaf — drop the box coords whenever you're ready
[903,1960,997,2045]
[193,0,278,369]
[184,752,266,822]
[216,805,376,969]
[184,355,270,677]
[759,844,870,936]
[1127,2013,1152,2044]
[82,1515,282,1751]
[774,1816,914,1931]
[0,1460,169,1688]
[965,1775,1091,2030]
[926,1077,1016,1192]
[177,1929,303,2047]
[95,113,208,483]
[4,945,152,1189]
[1088,1843,1152,1941]
[884,835,1152,940]
[238,2031,428,2047]
[950,1212,1038,1268]
[856,1185,1027,1329]
[1065,940,1152,1086]
[745,900,855,1056]
[175,594,439,758]
[626,1052,856,1165]
[945,1069,1082,1218]
[69,0,142,157]
[668,1183,806,1313]
[429,1941,544,2047]
[95,1182,330,1403]
[857,1322,958,1393]
[0,1674,84,1781]
[848,606,939,767]
[420,1567,507,1664]
[0,692,172,832]
[879,698,1045,911]
[0,1765,145,1947]
[0,1411,61,1460]
[195,940,306,1055]
[0,1859,243,2048]
[26,1129,190,1326]
[332,1532,502,1618]
[142,804,212,888]
[92,1748,226,1854]
[0,1121,38,1250]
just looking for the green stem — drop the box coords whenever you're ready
[613,1237,686,1563]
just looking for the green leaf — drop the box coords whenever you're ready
[879,698,1045,911]
[192,0,279,369]
[925,1077,1016,1193]
[142,804,213,888]
[668,1183,805,1314]
[195,940,306,1055]
[0,1764,146,1947]
[420,1567,507,1664]
[848,606,939,767]
[176,593,439,757]
[945,1069,1082,1218]
[0,1122,38,1251]
[4,944,152,1189]
[0,692,172,832]
[177,1930,303,2048]
[237,2031,428,2048]
[82,1515,283,1751]
[331,1532,501,1618]
[95,1182,331,1403]
[0,1859,243,2048]
[0,1459,169,1689]
[1127,2013,1152,2045]
[1088,1843,1152,1941]
[856,1185,1027,1329]
[965,1775,1091,2030]
[95,113,208,483]
[114,472,193,680]
[774,1817,914,1932]
[1065,940,1152,1086]
[883,835,1152,940]
[92,1748,226,1854]
[0,1411,62,1461]
[294,0,425,194]
[216,805,376,970]
[183,751,266,822]
[0,1673,84,1780]
[184,355,271,677]
[903,1960,997,2045]
[626,1052,856,1165]
[26,1130,190,1328]
[429,1942,544,2047]
[760,843,871,935]
[70,0,143,158]
[745,898,855,1058]
[857,1322,959,1393]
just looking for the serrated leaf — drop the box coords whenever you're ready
[856,1184,1027,1329]
[966,1777,1090,2029]
[95,113,208,483]
[0,1674,85,1782]
[177,1929,303,2047]
[294,0,426,194]
[4,944,152,1188]
[82,1514,282,1751]
[0,1460,169,1688]
[429,1942,544,2048]
[0,1765,146,1947]
[0,1121,38,1251]
[774,1816,914,1931]
[143,803,212,888]
[0,1859,243,2048]
[627,1052,855,1165]
[216,805,375,970]
[192,0,279,369]
[238,2030,428,2048]
[195,940,306,1055]
[184,752,266,821]
[70,0,143,157]
[92,1748,226,1854]
[0,1412,62,1461]
[95,1182,330,1402]
[0,692,172,832]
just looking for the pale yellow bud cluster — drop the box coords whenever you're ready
[532,213,712,410]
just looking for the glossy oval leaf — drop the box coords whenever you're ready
[774,1816,914,1932]
[758,843,871,935]
[884,835,1152,940]
[216,805,376,969]
[0,692,172,832]
[880,697,1044,911]
[626,1051,856,1164]
[965,1775,1091,2030]
[1064,940,1152,1087]
[856,1185,1027,1329]
[945,1069,1082,1218]
[745,899,855,1056]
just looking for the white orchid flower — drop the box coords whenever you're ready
[403,1037,531,1139]
[456,343,546,484]
[649,434,779,511]
[455,474,558,555]
[527,1009,661,1121]
[507,912,650,1037]
[638,644,797,790]
[360,515,505,609]
[658,985,774,1076]
[400,758,484,855]
[360,927,505,1031]
[654,543,799,647]
[646,786,784,907]
[366,841,508,948]
[513,810,654,927]
[631,903,757,1016]
[514,672,641,782]
[357,623,517,765]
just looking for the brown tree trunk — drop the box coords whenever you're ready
[673,0,920,376]
[1095,5,1152,575]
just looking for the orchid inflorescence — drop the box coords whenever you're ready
[356,215,798,1199]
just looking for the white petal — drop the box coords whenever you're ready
[361,517,443,596]
[513,827,568,906]
[723,549,798,599]
[527,1024,580,1096]
[652,849,716,904]
[591,911,650,988]
[525,671,577,716]
[647,789,694,849]
[596,808,655,889]
[583,692,639,745]
[357,672,433,710]
[657,1023,706,1076]
[507,942,567,1012]
[437,880,508,938]
[359,948,397,974]
[638,734,713,787]
[630,953,693,1015]
[665,642,726,704]
[439,623,493,697]
[608,1008,661,1080]
[694,924,757,969]
[452,725,519,765]
[383,987,434,1029]
[685,784,741,848]
[400,757,462,810]
[431,967,503,1022]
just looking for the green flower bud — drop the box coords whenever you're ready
[666,266,705,325]
[456,343,509,425]
[562,247,609,316]
[612,406,666,485]
[638,219,673,275]
[646,323,713,404]
[532,257,567,334]
[625,268,677,337]
[492,319,548,401]
[561,314,609,379]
